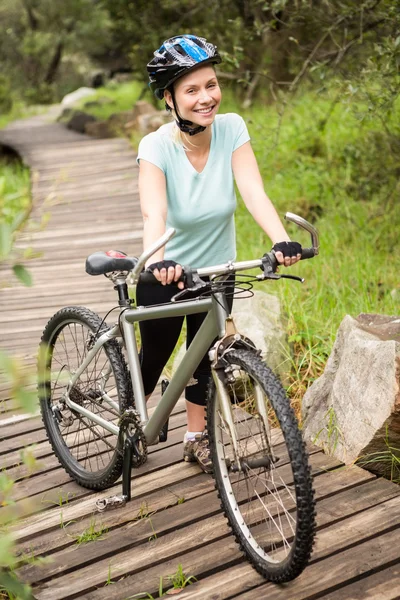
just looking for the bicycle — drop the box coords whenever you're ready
[38,212,319,583]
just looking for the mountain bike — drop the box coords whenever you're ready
[38,212,319,582]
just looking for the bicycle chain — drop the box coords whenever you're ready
[119,408,148,468]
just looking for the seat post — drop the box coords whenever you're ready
[113,276,131,307]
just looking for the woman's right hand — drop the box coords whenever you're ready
[146,260,184,289]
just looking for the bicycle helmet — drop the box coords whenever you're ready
[147,34,222,136]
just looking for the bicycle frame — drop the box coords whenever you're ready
[64,290,230,445]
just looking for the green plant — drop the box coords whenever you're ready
[59,510,76,530]
[132,501,157,541]
[41,489,75,507]
[104,562,115,586]
[356,427,400,483]
[75,517,108,545]
[312,406,343,454]
[166,563,197,591]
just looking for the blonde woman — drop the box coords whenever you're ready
[137,35,301,473]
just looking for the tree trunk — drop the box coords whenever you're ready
[44,41,64,85]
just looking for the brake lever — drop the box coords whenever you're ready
[171,271,209,302]
[257,252,304,283]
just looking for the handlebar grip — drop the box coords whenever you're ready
[138,270,185,285]
[139,271,159,285]
[301,248,315,260]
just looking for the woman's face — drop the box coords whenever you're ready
[164,65,221,127]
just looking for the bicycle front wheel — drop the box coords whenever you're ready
[39,306,132,490]
[208,348,316,582]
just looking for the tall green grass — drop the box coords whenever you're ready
[231,87,399,400]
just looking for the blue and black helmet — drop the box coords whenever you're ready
[147,34,222,100]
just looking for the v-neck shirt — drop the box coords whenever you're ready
[137,113,250,269]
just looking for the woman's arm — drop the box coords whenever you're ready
[232,141,300,266]
[138,159,182,285]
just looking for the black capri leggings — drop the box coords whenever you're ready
[136,277,234,406]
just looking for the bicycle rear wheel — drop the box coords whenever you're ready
[39,306,132,490]
[208,348,316,582]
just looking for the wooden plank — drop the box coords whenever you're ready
[321,563,400,600]
[30,477,400,600]
[13,451,358,553]
[110,484,400,600]
[236,527,400,600]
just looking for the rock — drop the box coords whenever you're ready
[132,101,157,121]
[135,111,171,135]
[171,290,290,382]
[84,120,114,138]
[59,109,97,134]
[61,87,97,107]
[302,313,400,478]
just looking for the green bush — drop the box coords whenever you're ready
[0,75,13,114]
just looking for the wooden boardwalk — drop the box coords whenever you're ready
[1,111,400,599]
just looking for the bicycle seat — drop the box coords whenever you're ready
[86,251,138,276]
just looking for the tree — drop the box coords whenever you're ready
[0,0,112,102]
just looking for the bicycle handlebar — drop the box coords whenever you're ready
[133,212,319,285]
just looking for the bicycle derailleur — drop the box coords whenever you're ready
[95,408,147,513]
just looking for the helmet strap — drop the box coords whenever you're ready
[169,88,206,137]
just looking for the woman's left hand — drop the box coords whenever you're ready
[272,241,302,267]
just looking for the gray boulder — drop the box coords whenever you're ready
[61,87,96,107]
[58,109,97,134]
[171,291,290,382]
[302,313,400,477]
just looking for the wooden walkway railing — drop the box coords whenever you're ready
[1,111,400,599]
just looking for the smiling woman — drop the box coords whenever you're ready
[135,34,303,473]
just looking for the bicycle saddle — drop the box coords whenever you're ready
[86,251,138,276]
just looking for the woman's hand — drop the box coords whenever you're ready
[272,241,302,267]
[146,260,184,289]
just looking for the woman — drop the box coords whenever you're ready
[137,34,301,473]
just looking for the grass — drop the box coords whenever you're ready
[356,427,400,483]
[0,156,30,228]
[75,517,108,545]
[127,564,197,599]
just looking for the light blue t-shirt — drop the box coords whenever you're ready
[137,113,250,269]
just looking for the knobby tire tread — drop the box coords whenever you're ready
[207,348,316,582]
[39,306,132,490]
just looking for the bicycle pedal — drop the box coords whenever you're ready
[96,494,127,512]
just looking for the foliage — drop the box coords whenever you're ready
[0,0,398,109]
[232,84,399,403]
[0,156,33,287]
[0,0,112,103]
[0,152,37,599]
[0,76,13,114]
[99,0,400,105]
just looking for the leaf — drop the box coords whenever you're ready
[14,386,38,413]
[0,223,13,259]
[13,264,33,286]
[0,533,16,568]
[0,569,33,599]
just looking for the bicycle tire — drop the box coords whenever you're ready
[39,306,132,490]
[207,348,316,582]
